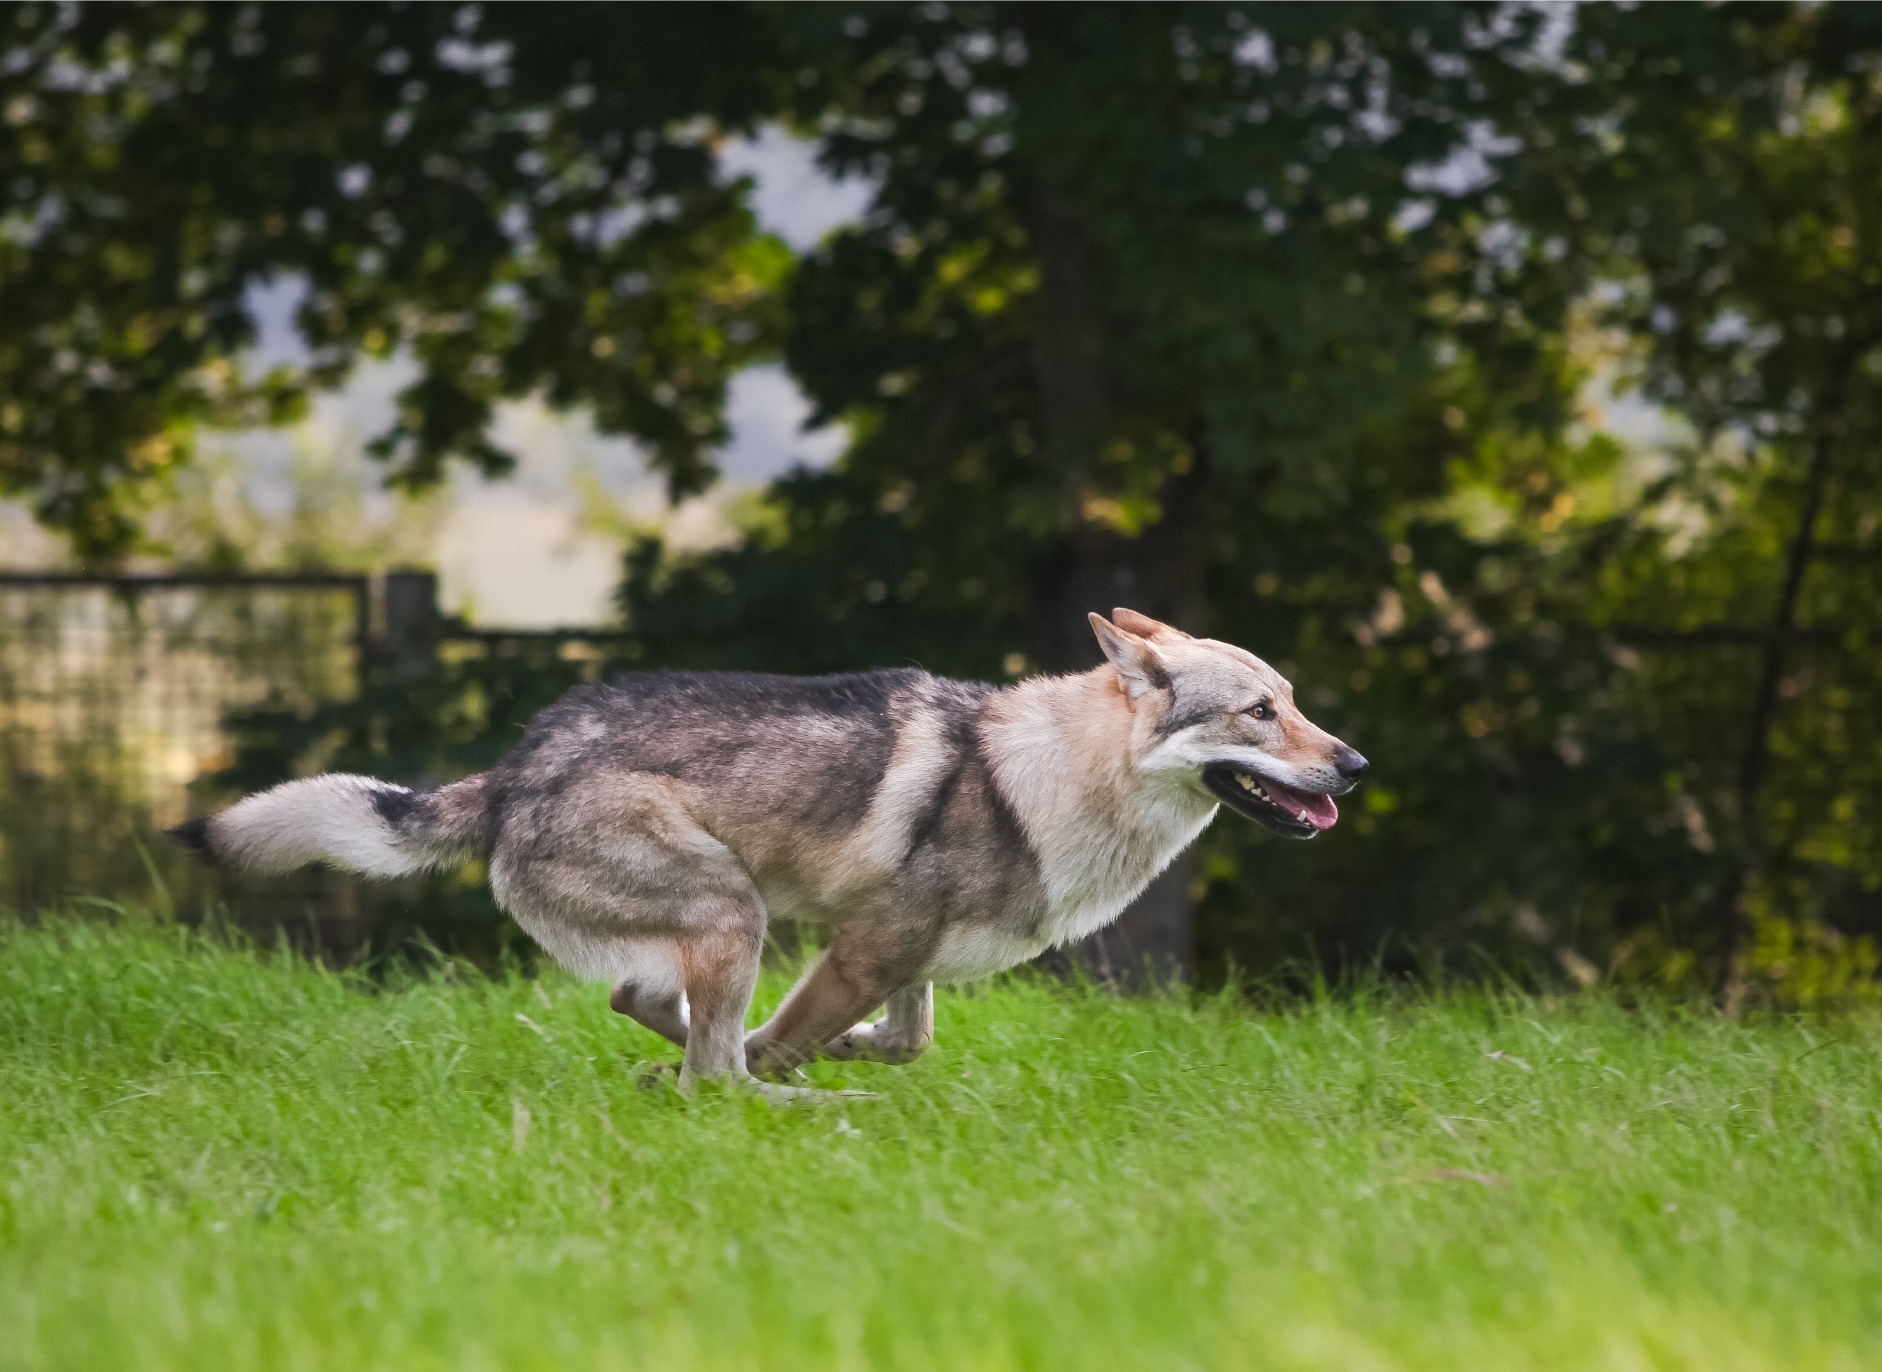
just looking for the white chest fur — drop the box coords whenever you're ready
[1033,786,1217,945]
[979,674,1219,968]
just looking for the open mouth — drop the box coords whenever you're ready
[1202,764,1340,839]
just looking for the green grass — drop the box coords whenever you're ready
[3,914,1880,1371]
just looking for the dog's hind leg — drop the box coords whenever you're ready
[821,982,934,1065]
[491,774,862,1102]
[674,918,864,1103]
[674,921,763,1093]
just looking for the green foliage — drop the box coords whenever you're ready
[0,2,784,558]
[5,914,1882,1370]
[1485,4,1882,986]
[760,4,1539,650]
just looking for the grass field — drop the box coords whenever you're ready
[3,913,1880,1371]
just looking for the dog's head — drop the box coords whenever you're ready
[1091,608,1366,839]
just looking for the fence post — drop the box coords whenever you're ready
[382,571,439,682]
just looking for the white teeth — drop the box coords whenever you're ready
[1232,774,1272,802]
[1297,809,1309,822]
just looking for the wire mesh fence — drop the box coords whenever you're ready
[0,575,368,916]
[0,571,631,958]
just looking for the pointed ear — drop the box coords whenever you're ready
[1111,607,1192,643]
[1089,613,1171,701]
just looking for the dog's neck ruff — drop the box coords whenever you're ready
[982,669,1218,949]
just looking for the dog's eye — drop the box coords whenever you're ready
[1247,702,1275,721]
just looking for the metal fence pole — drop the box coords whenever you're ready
[382,571,439,683]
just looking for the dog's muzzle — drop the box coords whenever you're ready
[1202,763,1341,839]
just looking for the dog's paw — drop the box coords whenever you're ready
[824,1022,929,1066]
[742,1042,810,1081]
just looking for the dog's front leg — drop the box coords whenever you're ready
[675,919,869,1104]
[743,931,924,1079]
[821,982,934,1065]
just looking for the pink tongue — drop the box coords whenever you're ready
[1267,780,1339,830]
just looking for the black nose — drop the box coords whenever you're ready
[1334,746,1368,779]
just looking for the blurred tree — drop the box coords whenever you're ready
[1179,0,1882,997]
[0,2,785,560]
[1483,2,1882,1001]
[14,2,1879,998]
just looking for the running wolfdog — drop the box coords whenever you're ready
[175,609,1366,1100]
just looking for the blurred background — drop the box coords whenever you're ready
[2,2,1878,1005]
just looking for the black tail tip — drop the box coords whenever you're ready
[168,817,218,866]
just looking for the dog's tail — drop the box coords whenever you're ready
[170,773,492,878]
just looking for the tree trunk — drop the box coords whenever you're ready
[1712,416,1839,1009]
[1025,178,1205,987]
